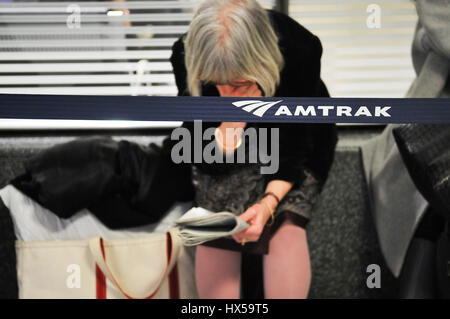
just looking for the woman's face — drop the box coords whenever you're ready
[215,78,262,97]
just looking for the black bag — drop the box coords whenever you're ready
[11,136,194,229]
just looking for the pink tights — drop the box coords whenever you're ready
[195,219,311,299]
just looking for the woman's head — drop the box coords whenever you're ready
[184,0,284,96]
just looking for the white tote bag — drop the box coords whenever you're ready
[16,230,198,299]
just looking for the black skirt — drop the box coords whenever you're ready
[191,164,320,255]
[201,210,309,255]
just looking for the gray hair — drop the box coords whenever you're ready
[184,0,284,96]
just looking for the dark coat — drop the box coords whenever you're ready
[168,9,338,188]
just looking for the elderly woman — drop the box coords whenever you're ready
[168,0,337,298]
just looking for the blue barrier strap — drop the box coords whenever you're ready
[0,94,449,123]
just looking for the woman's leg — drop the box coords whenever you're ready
[263,219,311,299]
[195,245,242,298]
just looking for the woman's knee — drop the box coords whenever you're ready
[270,219,308,249]
[264,222,311,298]
[195,245,242,298]
[266,220,311,273]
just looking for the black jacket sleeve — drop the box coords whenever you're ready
[264,124,315,187]
[266,10,338,188]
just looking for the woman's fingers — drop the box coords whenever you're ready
[231,208,255,243]
[232,203,268,243]
[232,222,260,243]
[232,233,245,243]
[232,230,248,243]
[232,227,260,243]
[243,225,263,242]
[233,222,264,243]
[238,206,258,223]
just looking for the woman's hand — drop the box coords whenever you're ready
[216,81,262,97]
[232,201,273,244]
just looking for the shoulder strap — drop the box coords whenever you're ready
[89,231,176,299]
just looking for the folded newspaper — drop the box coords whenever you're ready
[173,207,250,246]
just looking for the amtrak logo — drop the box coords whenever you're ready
[232,100,282,117]
[232,100,392,118]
